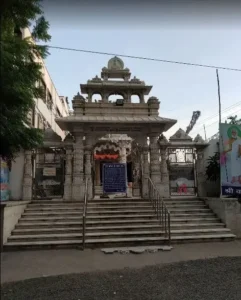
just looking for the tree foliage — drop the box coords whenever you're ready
[186,111,201,135]
[206,152,220,181]
[226,115,241,125]
[0,0,51,161]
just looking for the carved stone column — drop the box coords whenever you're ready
[72,134,85,201]
[63,148,73,201]
[84,145,93,200]
[160,147,170,197]
[22,150,33,201]
[142,145,150,199]
[149,134,162,192]
[120,146,127,164]
[196,148,206,197]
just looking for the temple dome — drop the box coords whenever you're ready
[107,56,124,70]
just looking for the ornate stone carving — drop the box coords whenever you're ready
[107,56,124,70]
[72,135,85,201]
[72,93,86,104]
[64,149,73,201]
[194,134,205,143]
[130,76,141,83]
[149,135,161,186]
[64,133,75,144]
[91,75,102,82]
[147,96,159,105]
[169,128,192,141]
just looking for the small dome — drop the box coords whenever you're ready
[107,56,124,70]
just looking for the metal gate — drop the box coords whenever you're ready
[168,147,197,196]
[33,148,65,199]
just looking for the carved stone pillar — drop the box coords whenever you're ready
[196,148,206,197]
[22,150,33,200]
[63,148,73,201]
[160,147,170,197]
[142,145,150,199]
[84,146,93,200]
[72,134,85,201]
[132,159,141,197]
[149,134,162,191]
[120,146,127,164]
[160,148,168,182]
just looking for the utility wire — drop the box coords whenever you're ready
[191,102,241,134]
[37,44,241,72]
[194,108,241,135]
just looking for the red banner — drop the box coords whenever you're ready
[94,154,119,160]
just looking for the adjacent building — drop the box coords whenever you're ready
[9,27,69,200]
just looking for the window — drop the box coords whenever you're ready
[47,91,53,110]
[56,107,61,118]
[38,79,47,103]
[27,106,35,127]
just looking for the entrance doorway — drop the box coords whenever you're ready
[168,147,197,196]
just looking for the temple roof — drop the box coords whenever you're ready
[56,115,177,132]
[169,128,192,141]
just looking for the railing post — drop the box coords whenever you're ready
[147,177,171,245]
[168,214,171,245]
[82,178,88,250]
[82,215,85,249]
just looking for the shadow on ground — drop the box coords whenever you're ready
[1,257,241,300]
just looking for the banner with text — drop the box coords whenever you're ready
[220,123,241,196]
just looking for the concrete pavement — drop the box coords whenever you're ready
[1,240,241,283]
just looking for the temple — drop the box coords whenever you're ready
[23,56,209,202]
[5,56,237,250]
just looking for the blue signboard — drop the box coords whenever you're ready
[103,163,127,194]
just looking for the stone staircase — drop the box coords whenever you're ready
[4,197,236,250]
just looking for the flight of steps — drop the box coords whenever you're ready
[4,197,236,250]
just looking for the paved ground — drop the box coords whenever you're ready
[1,241,241,283]
[1,256,241,300]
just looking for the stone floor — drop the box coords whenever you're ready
[1,240,241,283]
[1,256,241,300]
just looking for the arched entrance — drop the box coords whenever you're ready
[92,138,134,197]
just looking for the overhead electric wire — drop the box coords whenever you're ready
[190,102,241,135]
[36,44,241,72]
[194,108,241,136]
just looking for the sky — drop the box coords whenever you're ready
[40,1,241,139]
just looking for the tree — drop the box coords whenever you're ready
[226,115,241,125]
[206,152,220,182]
[186,111,201,134]
[205,115,240,182]
[0,0,51,162]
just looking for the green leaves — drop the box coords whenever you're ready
[206,152,220,182]
[226,116,241,126]
[0,0,51,160]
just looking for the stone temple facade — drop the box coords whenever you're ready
[22,56,209,202]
